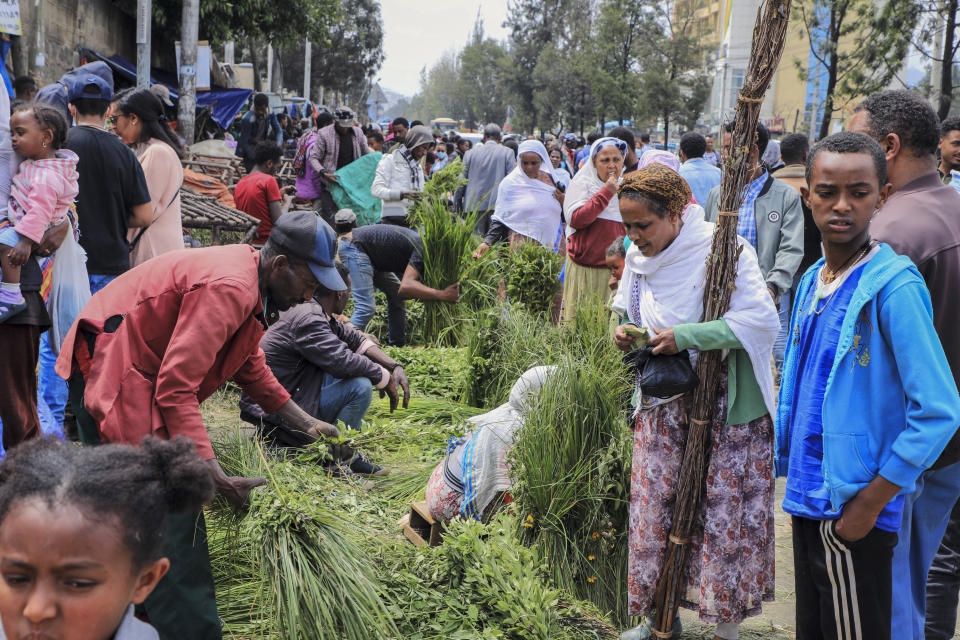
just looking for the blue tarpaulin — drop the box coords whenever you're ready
[79,47,252,130]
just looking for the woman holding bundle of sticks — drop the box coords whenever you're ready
[611,165,780,640]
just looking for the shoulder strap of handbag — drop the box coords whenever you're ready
[129,185,182,253]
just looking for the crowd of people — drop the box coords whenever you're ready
[1,51,960,640]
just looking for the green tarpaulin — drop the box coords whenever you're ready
[329,152,383,226]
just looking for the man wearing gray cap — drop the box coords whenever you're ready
[462,123,516,235]
[56,210,345,639]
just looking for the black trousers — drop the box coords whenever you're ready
[792,515,898,640]
[926,498,960,639]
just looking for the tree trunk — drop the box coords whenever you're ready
[663,109,670,149]
[939,0,958,119]
[178,0,199,144]
[818,4,841,141]
[250,38,262,92]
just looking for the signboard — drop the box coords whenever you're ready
[175,41,211,90]
[0,0,22,36]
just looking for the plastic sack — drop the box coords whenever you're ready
[46,222,90,354]
[329,152,383,226]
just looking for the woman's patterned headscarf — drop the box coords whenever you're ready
[618,164,691,218]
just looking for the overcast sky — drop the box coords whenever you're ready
[377,0,511,97]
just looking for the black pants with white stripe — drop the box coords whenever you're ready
[792,515,898,640]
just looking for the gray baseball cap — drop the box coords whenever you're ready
[334,208,357,225]
[268,210,346,291]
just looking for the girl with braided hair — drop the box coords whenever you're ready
[0,435,214,640]
[612,165,780,640]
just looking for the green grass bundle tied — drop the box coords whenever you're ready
[418,196,480,346]
[209,437,398,640]
[510,301,634,624]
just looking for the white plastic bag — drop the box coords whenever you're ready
[46,222,90,354]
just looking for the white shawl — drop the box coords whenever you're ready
[563,137,628,237]
[460,366,557,519]
[491,141,563,248]
[611,211,780,415]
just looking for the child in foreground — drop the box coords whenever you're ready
[776,131,960,640]
[0,104,78,321]
[0,436,215,640]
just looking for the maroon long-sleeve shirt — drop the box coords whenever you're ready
[566,186,625,268]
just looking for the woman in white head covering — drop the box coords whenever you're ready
[474,140,565,257]
[560,136,628,323]
[424,366,557,523]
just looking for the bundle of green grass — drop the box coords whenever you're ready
[510,300,635,625]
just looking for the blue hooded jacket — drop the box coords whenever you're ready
[775,243,960,510]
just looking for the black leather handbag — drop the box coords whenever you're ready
[624,347,700,398]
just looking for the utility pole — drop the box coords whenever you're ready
[303,38,312,101]
[178,0,199,144]
[266,44,274,92]
[136,0,151,88]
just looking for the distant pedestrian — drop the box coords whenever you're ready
[112,88,185,268]
[236,93,283,172]
[234,141,294,246]
[610,126,640,173]
[371,124,432,227]
[462,124,516,235]
[702,135,722,167]
[562,137,628,323]
[308,108,371,227]
[677,131,722,206]
[938,117,960,194]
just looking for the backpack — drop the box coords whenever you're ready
[292,131,317,177]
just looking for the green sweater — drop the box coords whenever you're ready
[672,319,768,425]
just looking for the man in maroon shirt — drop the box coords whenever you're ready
[56,210,345,639]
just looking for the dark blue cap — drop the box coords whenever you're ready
[67,74,113,102]
[268,210,346,291]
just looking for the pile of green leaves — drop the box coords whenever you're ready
[424,157,468,197]
[379,514,620,640]
[463,305,561,409]
[418,197,480,346]
[383,346,470,399]
[344,291,426,347]
[504,242,563,317]
[510,301,634,625]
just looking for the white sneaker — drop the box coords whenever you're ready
[620,618,652,640]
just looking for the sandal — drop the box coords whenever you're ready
[0,298,26,323]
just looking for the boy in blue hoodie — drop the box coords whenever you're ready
[776,131,960,640]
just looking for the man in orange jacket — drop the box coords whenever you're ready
[56,210,345,639]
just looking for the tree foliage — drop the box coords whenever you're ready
[879,0,960,119]
[457,20,511,129]
[791,0,914,139]
[400,0,710,138]
[112,0,340,50]
[280,0,384,105]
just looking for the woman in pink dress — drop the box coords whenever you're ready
[113,88,185,266]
